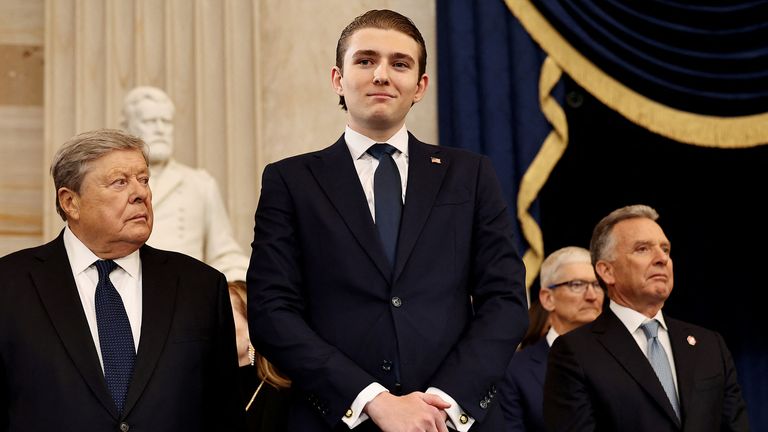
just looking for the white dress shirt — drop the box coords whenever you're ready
[609,302,680,396]
[63,226,143,371]
[545,326,560,347]
[342,125,473,432]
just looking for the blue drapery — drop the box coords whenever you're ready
[437,0,767,428]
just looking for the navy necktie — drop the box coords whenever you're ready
[641,320,680,420]
[367,144,402,267]
[94,259,136,415]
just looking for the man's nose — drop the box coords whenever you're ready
[373,64,389,84]
[129,179,150,203]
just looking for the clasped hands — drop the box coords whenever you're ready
[364,391,452,432]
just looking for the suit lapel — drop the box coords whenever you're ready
[595,310,681,426]
[309,136,392,282]
[393,136,447,282]
[149,159,183,207]
[122,245,177,416]
[667,316,696,423]
[31,234,118,418]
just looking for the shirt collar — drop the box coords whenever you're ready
[63,225,141,278]
[546,326,560,347]
[344,125,409,160]
[610,301,667,333]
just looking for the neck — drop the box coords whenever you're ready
[348,120,405,143]
[68,225,141,260]
[611,295,663,319]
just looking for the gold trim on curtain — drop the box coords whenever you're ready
[506,0,768,149]
[519,56,567,293]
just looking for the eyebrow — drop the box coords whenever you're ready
[351,50,415,64]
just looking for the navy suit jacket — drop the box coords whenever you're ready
[247,134,528,431]
[501,338,548,432]
[543,309,749,432]
[0,233,244,432]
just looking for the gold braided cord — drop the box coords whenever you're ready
[519,56,568,293]
[506,0,768,148]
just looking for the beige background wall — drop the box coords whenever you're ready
[0,0,437,257]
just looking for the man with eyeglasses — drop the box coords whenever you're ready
[500,246,603,432]
[543,204,749,432]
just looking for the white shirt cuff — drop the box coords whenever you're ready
[341,382,388,429]
[426,387,475,432]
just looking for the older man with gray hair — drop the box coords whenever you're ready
[501,246,604,432]
[122,86,249,281]
[0,129,243,431]
[543,204,749,432]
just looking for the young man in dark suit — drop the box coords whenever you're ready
[247,9,528,432]
[0,129,243,431]
[544,204,749,431]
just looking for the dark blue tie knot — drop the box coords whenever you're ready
[641,320,660,339]
[95,259,118,280]
[367,143,398,160]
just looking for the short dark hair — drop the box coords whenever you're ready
[335,9,427,111]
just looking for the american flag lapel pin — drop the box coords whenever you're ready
[430,156,442,164]
[687,335,697,346]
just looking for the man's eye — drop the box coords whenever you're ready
[359,59,372,66]
[112,179,127,186]
[138,177,150,185]
[393,62,409,68]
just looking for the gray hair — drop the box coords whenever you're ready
[120,86,175,128]
[541,246,592,289]
[590,204,660,265]
[51,129,148,221]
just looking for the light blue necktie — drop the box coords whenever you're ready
[94,259,136,415]
[367,144,402,268]
[641,320,680,420]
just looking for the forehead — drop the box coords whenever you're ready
[612,217,668,246]
[86,149,148,175]
[132,99,173,118]
[556,262,596,279]
[344,27,421,61]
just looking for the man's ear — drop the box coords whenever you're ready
[539,287,556,313]
[412,73,429,103]
[58,187,81,221]
[331,66,344,96]
[595,261,614,286]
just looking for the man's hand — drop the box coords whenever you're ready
[364,391,451,432]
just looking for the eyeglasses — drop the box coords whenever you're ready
[548,279,603,294]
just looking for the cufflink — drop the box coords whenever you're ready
[459,414,469,424]
[345,409,353,418]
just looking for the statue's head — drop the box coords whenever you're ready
[122,86,175,165]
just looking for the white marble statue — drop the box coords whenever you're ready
[122,86,249,281]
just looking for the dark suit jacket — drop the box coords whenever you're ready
[0,233,244,432]
[543,309,749,432]
[247,134,528,431]
[501,338,548,432]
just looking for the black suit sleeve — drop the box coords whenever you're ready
[247,163,376,427]
[544,336,597,432]
[209,273,247,431]
[427,156,528,424]
[500,361,526,432]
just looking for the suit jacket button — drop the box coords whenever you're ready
[381,360,392,372]
[391,297,402,307]
[119,422,130,432]
[479,399,488,409]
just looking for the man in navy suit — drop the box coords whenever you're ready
[247,9,528,432]
[543,205,749,431]
[500,246,604,432]
[0,129,243,431]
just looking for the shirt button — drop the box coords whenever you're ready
[391,297,402,307]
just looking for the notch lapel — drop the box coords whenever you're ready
[32,234,118,419]
[595,311,681,427]
[667,317,695,423]
[308,137,392,282]
[529,338,549,386]
[393,136,447,282]
[122,245,177,416]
